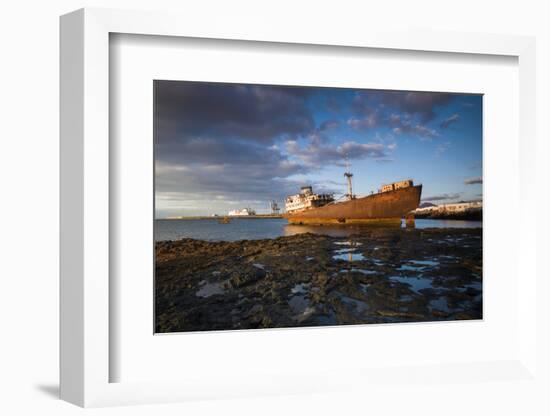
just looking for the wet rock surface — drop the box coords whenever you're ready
[155,228,482,333]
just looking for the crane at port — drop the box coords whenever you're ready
[270,200,280,215]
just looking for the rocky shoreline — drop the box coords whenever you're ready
[155,227,482,333]
[414,210,482,221]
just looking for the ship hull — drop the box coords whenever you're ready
[283,185,422,225]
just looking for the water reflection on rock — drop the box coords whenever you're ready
[390,275,434,293]
[195,280,226,298]
[332,250,366,262]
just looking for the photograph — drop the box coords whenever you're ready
[154,80,483,333]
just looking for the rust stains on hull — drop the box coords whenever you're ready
[283,185,422,225]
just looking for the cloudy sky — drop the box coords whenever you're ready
[154,81,482,218]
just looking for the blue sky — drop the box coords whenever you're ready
[155,81,482,218]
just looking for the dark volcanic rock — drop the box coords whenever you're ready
[229,266,266,288]
[155,228,482,333]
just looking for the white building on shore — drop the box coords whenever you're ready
[415,200,482,215]
[228,208,256,216]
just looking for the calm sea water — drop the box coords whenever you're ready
[155,218,482,242]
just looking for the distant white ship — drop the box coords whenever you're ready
[228,208,256,216]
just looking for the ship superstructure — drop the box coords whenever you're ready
[285,186,335,214]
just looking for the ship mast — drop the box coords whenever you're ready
[344,158,354,200]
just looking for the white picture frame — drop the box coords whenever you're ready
[60,8,538,408]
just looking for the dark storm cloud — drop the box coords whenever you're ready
[379,91,455,122]
[352,90,453,121]
[347,113,379,130]
[155,153,345,217]
[305,119,342,147]
[156,139,307,196]
[351,93,376,116]
[388,114,438,140]
[422,193,462,202]
[158,136,290,166]
[156,161,305,199]
[155,81,315,149]
[285,139,387,167]
[154,81,320,214]
[440,113,460,129]
[348,96,380,131]
[464,176,482,185]
[319,119,340,131]
[348,90,455,139]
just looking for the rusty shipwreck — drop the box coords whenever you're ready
[283,168,422,225]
